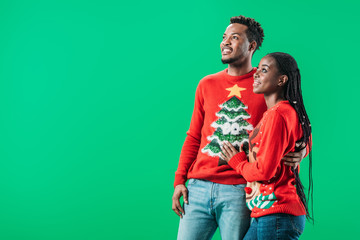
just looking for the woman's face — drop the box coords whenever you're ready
[253,56,284,95]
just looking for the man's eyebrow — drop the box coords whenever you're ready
[261,64,270,68]
[223,33,242,35]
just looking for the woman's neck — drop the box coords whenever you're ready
[264,93,285,109]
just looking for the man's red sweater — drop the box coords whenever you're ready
[174,68,267,187]
[228,101,306,217]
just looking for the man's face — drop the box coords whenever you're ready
[221,23,251,64]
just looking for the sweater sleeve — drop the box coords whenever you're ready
[228,110,289,182]
[174,83,205,187]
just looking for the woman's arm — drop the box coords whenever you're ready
[221,111,290,182]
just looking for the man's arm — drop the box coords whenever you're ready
[172,83,204,217]
[283,134,312,168]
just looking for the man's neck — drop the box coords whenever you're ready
[227,63,253,76]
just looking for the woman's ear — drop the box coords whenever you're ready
[278,75,288,86]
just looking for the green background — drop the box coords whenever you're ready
[0,0,358,239]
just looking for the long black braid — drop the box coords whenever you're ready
[267,52,314,222]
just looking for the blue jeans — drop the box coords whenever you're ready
[243,214,305,240]
[177,179,251,240]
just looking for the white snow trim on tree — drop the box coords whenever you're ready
[201,148,220,157]
[219,103,248,112]
[211,122,253,135]
[206,137,249,147]
[215,112,251,121]
[201,139,249,157]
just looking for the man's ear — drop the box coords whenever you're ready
[278,75,288,86]
[249,41,257,52]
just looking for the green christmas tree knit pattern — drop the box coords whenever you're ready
[201,96,253,166]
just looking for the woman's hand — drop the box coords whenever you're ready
[220,141,240,162]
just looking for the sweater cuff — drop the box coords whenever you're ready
[228,152,248,170]
[174,174,187,188]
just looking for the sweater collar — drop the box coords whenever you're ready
[222,67,257,82]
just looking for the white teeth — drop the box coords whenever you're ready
[253,81,260,86]
[223,49,231,54]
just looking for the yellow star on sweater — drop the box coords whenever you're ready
[226,84,246,98]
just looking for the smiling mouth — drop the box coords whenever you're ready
[222,47,233,55]
[253,79,261,86]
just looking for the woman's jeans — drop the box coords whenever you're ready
[177,179,251,240]
[243,213,306,240]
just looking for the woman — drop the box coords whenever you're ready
[220,52,313,240]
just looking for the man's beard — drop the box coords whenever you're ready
[221,55,240,64]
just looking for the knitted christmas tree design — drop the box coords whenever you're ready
[201,96,253,166]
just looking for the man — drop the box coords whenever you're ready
[172,15,304,240]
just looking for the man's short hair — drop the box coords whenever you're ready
[230,15,264,52]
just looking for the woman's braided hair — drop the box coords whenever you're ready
[267,52,313,222]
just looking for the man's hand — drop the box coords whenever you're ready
[283,142,307,169]
[172,184,188,218]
